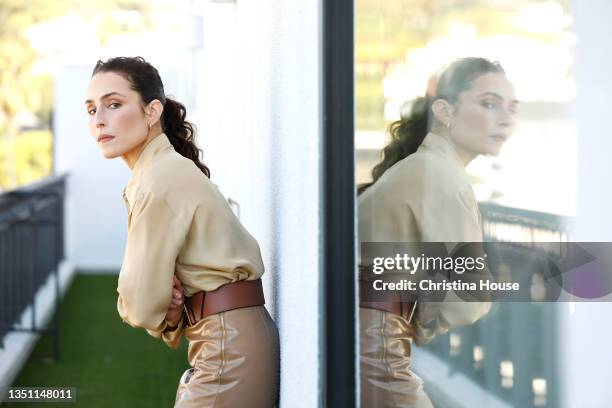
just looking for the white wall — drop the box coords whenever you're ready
[560,1,612,407]
[237,2,323,405]
[54,65,130,270]
[193,2,323,406]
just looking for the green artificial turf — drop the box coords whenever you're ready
[5,274,189,407]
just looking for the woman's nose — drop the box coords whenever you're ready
[499,109,514,128]
[94,109,105,128]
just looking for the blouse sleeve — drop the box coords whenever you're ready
[412,187,491,346]
[146,313,187,349]
[117,190,190,333]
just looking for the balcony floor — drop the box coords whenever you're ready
[6,274,189,407]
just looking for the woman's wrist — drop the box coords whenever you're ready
[164,317,180,331]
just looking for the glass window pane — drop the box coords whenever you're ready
[355,2,584,407]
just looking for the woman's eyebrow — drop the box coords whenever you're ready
[477,92,519,104]
[84,91,127,105]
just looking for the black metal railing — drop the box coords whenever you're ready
[423,202,572,408]
[0,175,66,360]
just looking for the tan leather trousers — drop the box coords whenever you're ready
[174,306,279,407]
[360,307,434,408]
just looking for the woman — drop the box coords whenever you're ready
[358,57,517,407]
[85,56,279,407]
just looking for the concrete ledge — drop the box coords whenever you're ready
[0,261,76,400]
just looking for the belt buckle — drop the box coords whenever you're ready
[183,302,195,326]
[406,300,417,324]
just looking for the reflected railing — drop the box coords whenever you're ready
[422,202,572,408]
[0,176,66,360]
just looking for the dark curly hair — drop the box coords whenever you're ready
[92,56,211,178]
[358,57,504,195]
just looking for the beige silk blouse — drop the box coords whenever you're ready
[117,133,264,346]
[358,131,491,345]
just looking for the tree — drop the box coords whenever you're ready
[0,0,152,189]
[355,0,572,130]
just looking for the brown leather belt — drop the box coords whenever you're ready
[184,279,265,326]
[358,280,417,322]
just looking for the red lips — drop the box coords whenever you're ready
[98,134,115,142]
[489,134,507,142]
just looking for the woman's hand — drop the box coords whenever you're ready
[165,275,185,329]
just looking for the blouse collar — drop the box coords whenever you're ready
[122,133,173,208]
[419,131,467,168]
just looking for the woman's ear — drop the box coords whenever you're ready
[145,99,164,126]
[431,98,454,127]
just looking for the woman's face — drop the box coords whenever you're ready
[448,72,517,157]
[85,72,149,159]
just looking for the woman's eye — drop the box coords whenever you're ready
[482,101,496,109]
[87,108,96,115]
[109,102,121,109]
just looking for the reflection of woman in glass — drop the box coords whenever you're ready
[358,57,517,407]
[85,57,279,407]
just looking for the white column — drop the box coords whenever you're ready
[235,2,323,406]
[560,1,612,407]
[194,1,324,406]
